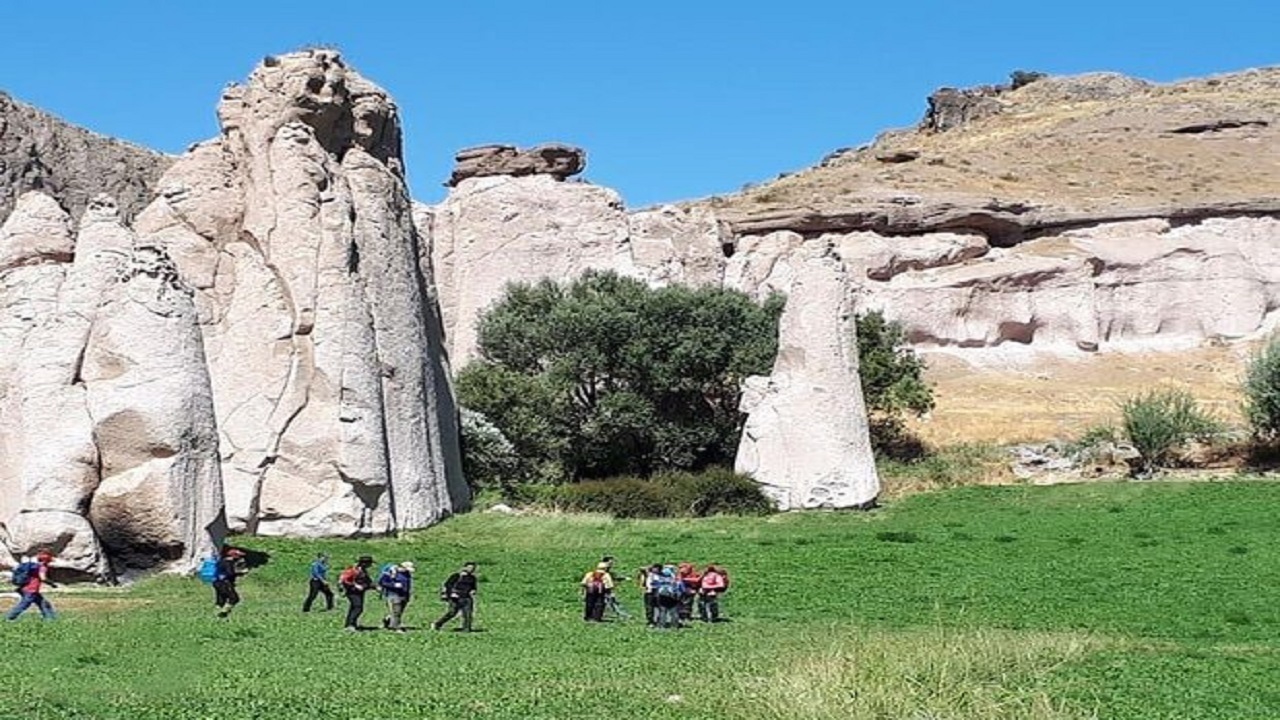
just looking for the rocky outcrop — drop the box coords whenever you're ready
[0,193,225,579]
[448,143,586,186]
[1,50,468,577]
[735,243,880,509]
[0,92,172,223]
[134,49,467,536]
[421,175,732,365]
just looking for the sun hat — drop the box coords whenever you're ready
[401,561,416,573]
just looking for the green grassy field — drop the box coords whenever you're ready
[2,480,1277,719]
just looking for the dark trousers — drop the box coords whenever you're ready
[583,592,606,621]
[643,592,657,625]
[678,593,695,620]
[6,591,55,621]
[698,593,721,622]
[656,595,680,628]
[435,596,474,630]
[345,590,366,628]
[303,579,334,612]
[214,581,239,609]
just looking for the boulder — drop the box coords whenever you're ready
[0,194,225,578]
[735,242,880,509]
[448,143,586,186]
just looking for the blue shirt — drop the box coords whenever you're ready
[310,559,329,581]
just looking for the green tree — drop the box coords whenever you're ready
[1243,335,1280,441]
[456,271,783,482]
[855,310,934,455]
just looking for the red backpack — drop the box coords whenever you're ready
[585,571,606,594]
[339,566,360,589]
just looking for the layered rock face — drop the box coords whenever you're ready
[0,92,172,223]
[135,50,467,536]
[0,193,225,578]
[735,244,880,509]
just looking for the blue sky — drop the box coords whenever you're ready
[1,1,1276,207]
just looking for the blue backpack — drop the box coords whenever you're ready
[198,557,218,584]
[654,576,680,599]
[10,561,37,587]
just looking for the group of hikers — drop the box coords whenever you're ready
[6,548,729,632]
[580,557,730,628]
[208,549,480,632]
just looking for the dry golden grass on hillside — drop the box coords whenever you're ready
[710,68,1280,217]
[914,345,1252,445]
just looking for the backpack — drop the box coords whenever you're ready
[339,566,360,590]
[585,571,606,594]
[10,562,37,588]
[655,576,680,599]
[198,557,218,585]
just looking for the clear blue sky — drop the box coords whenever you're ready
[1,1,1276,207]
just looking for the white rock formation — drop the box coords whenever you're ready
[734,243,880,509]
[423,174,632,365]
[0,193,226,577]
[0,50,469,577]
[134,50,467,536]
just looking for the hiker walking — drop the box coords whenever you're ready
[651,565,685,629]
[638,563,662,626]
[698,564,729,622]
[432,562,478,632]
[6,551,57,622]
[213,548,246,618]
[676,562,701,622]
[339,555,375,631]
[580,562,614,622]
[600,555,629,620]
[379,561,414,632]
[302,552,335,612]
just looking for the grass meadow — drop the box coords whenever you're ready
[1,480,1277,719]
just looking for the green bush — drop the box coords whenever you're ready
[1121,389,1222,474]
[458,408,526,492]
[548,469,774,518]
[1243,336,1280,440]
[856,310,934,458]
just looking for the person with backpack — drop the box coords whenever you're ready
[676,562,701,622]
[379,561,414,632]
[432,562,478,632]
[339,555,375,631]
[599,555,629,620]
[580,562,614,622]
[213,548,246,618]
[637,563,662,627]
[650,565,685,629]
[6,551,57,622]
[698,564,728,622]
[302,552,334,613]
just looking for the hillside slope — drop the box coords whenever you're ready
[712,68,1280,219]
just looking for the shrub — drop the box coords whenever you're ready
[548,469,774,518]
[1242,336,1280,440]
[1121,389,1222,474]
[458,408,525,492]
[458,271,783,482]
[856,311,934,458]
